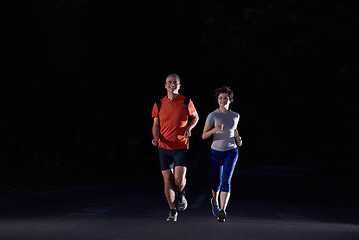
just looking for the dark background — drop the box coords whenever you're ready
[1,1,358,196]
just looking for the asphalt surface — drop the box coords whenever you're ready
[0,169,358,240]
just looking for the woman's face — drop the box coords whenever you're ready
[218,93,231,109]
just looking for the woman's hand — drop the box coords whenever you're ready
[216,124,224,131]
[235,135,242,146]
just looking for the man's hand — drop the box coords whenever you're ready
[152,138,159,146]
[183,128,191,138]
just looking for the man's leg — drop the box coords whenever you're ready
[171,149,188,211]
[162,169,176,210]
[174,166,188,211]
[174,166,187,192]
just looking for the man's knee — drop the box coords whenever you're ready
[162,170,174,186]
[163,177,174,186]
[175,175,186,188]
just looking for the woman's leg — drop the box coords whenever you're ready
[210,149,223,204]
[220,148,238,210]
[219,192,231,210]
[212,189,220,203]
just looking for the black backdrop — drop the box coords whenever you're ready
[1,1,358,192]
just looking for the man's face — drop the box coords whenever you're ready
[165,76,181,94]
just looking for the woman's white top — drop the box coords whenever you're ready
[204,109,240,151]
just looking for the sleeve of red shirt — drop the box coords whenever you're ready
[188,99,197,116]
[151,103,159,119]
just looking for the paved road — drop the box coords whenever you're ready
[0,170,358,240]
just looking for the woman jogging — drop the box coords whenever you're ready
[202,86,242,222]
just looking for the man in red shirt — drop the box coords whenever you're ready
[151,74,199,222]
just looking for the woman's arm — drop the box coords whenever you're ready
[234,129,242,146]
[202,124,223,140]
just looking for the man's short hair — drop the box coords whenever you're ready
[165,74,181,84]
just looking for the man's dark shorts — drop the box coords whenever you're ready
[158,147,188,171]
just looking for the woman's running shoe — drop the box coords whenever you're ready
[210,198,220,217]
[217,209,226,222]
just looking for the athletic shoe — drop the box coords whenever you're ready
[217,209,226,222]
[166,210,178,222]
[177,190,188,211]
[210,198,220,217]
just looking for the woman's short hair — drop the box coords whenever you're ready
[214,86,234,103]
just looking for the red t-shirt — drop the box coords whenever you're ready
[151,94,196,150]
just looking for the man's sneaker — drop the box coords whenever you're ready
[166,210,178,222]
[217,209,226,222]
[177,190,188,211]
[210,198,220,217]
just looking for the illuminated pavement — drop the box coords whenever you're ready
[0,170,358,240]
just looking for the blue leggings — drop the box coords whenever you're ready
[210,148,238,193]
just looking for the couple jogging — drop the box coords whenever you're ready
[151,74,243,222]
